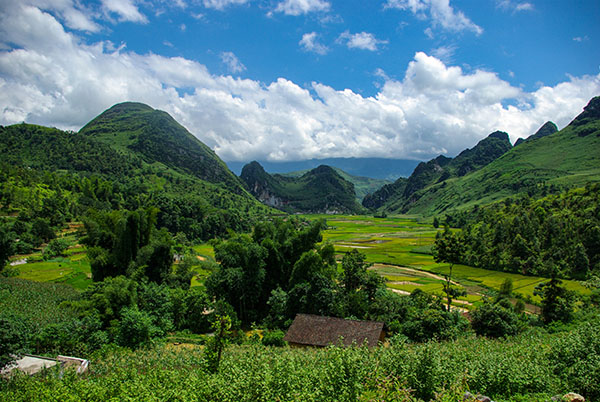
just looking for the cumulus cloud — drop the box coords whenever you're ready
[299,32,329,55]
[0,0,101,32]
[101,0,147,23]
[272,0,331,16]
[220,51,246,74]
[1,3,599,163]
[338,31,388,51]
[202,0,249,10]
[385,0,483,35]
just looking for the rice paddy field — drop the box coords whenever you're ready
[306,214,591,309]
[9,215,590,308]
[10,231,93,291]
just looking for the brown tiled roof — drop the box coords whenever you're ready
[283,314,383,347]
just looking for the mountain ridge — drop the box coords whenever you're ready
[240,161,364,214]
[367,96,600,216]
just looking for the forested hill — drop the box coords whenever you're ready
[79,102,245,194]
[240,161,365,214]
[365,96,600,215]
[363,130,512,210]
[278,167,392,202]
[0,105,273,242]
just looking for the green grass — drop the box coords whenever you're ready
[308,215,591,304]
[17,256,92,290]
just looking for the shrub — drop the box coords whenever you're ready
[261,330,286,347]
[471,302,525,338]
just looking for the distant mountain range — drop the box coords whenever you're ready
[2,97,599,224]
[240,162,364,214]
[363,96,600,216]
[227,158,420,181]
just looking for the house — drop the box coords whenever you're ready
[283,314,384,348]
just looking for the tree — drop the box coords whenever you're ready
[432,227,465,311]
[341,249,370,293]
[0,224,14,271]
[203,315,231,373]
[42,238,69,260]
[534,270,574,324]
[471,302,524,338]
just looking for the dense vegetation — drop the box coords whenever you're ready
[365,97,600,216]
[440,184,600,280]
[1,318,600,401]
[241,161,364,213]
[0,105,273,244]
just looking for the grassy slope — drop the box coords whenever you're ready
[79,102,246,193]
[400,112,600,216]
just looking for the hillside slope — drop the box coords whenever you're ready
[241,161,364,213]
[0,104,272,240]
[80,102,244,193]
[364,131,512,211]
[382,97,600,215]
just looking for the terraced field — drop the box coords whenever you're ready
[310,214,591,308]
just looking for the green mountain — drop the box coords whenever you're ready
[279,168,393,202]
[79,102,244,192]
[514,121,558,146]
[240,161,365,214]
[372,96,600,216]
[0,103,271,241]
[364,130,512,211]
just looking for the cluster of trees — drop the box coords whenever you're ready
[440,184,600,279]
[205,218,469,342]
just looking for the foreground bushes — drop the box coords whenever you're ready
[2,320,599,402]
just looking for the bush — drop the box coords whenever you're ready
[118,307,160,348]
[42,238,69,260]
[471,302,525,338]
[261,330,286,347]
[549,319,600,401]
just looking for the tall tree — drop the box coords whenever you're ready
[433,226,466,311]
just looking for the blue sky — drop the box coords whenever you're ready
[1,0,599,162]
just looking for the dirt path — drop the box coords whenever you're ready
[370,263,460,285]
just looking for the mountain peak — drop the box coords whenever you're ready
[570,96,600,127]
[487,131,510,141]
[80,102,243,190]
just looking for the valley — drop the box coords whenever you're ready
[1,98,599,402]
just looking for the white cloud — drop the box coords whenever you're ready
[272,0,330,16]
[496,0,534,12]
[101,0,147,23]
[338,31,388,51]
[573,36,589,42]
[299,32,328,55]
[0,0,101,32]
[385,0,482,36]
[430,45,456,63]
[220,51,246,74]
[202,0,249,10]
[1,3,599,163]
